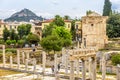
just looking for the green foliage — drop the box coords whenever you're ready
[107,13,120,38]
[3,27,10,42]
[5,48,17,53]
[86,10,93,15]
[103,0,112,16]
[111,54,120,65]
[6,40,11,45]
[6,40,16,45]
[10,29,19,41]
[0,39,4,44]
[71,20,76,40]
[52,15,65,26]
[42,24,57,37]
[64,15,71,20]
[52,27,72,47]
[17,24,31,39]
[40,35,63,52]
[11,40,16,44]
[27,33,40,44]
[18,40,25,45]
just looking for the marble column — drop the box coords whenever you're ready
[70,60,74,80]
[102,54,106,80]
[76,59,79,74]
[33,58,36,72]
[54,53,59,80]
[22,51,25,64]
[99,58,102,72]
[25,59,28,71]
[62,48,65,65]
[42,51,46,74]
[88,57,92,79]
[17,50,20,69]
[65,52,68,74]
[26,52,29,60]
[10,56,13,68]
[82,59,86,80]
[54,54,58,74]
[90,57,96,80]
[117,64,120,80]
[2,45,5,67]
[77,41,79,49]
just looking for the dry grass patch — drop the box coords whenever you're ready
[0,69,21,76]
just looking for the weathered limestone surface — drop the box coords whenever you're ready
[22,51,25,64]
[117,65,120,80]
[3,45,5,67]
[10,56,13,68]
[82,59,86,80]
[17,50,20,69]
[25,59,28,71]
[42,51,46,74]
[102,54,106,80]
[70,61,74,80]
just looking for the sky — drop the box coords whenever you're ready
[0,0,119,19]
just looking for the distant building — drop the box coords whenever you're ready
[75,12,108,49]
[41,19,72,31]
[0,20,8,38]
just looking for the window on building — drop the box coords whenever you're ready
[91,24,94,26]
[68,24,70,28]
[14,26,16,29]
[76,24,78,30]
[10,25,12,30]
[4,25,6,28]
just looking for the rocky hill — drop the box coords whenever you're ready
[4,8,44,22]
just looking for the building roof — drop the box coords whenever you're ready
[87,12,101,16]
[42,19,72,23]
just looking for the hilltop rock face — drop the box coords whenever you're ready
[5,8,43,22]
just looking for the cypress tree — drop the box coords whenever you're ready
[103,0,112,16]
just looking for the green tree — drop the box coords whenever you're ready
[10,29,16,40]
[86,10,93,16]
[41,35,63,52]
[3,27,10,42]
[111,54,120,65]
[27,33,40,45]
[17,40,25,47]
[52,15,65,26]
[107,13,120,38]
[103,0,112,16]
[52,27,72,47]
[6,40,11,45]
[17,24,31,39]
[64,15,71,20]
[25,24,32,35]
[71,20,76,40]
[42,24,57,37]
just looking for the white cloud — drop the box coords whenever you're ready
[36,12,54,19]
[0,9,17,19]
[111,0,120,3]
[51,0,59,5]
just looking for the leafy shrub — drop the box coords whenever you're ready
[111,54,120,65]
[6,40,11,45]
[5,48,17,53]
